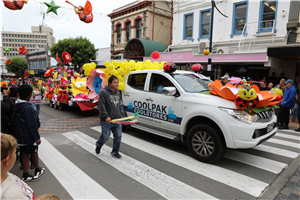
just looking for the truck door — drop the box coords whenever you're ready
[122,72,148,125]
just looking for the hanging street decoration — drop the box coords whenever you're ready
[2,0,28,10]
[12,45,27,55]
[66,0,93,23]
[44,0,60,15]
[4,47,10,53]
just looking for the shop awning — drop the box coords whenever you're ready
[123,38,167,60]
[267,45,300,60]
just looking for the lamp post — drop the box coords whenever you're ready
[207,0,228,71]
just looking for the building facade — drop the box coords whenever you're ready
[108,0,172,59]
[1,25,55,58]
[144,0,299,81]
[27,47,51,75]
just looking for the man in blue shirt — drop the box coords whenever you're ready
[157,78,171,93]
[278,79,297,130]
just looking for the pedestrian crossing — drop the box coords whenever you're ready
[37,126,300,199]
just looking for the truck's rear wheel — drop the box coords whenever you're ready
[58,103,64,111]
[49,101,53,107]
[187,124,226,163]
[53,103,58,109]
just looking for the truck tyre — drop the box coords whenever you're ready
[53,103,58,109]
[58,103,64,111]
[187,124,226,163]
[49,101,53,107]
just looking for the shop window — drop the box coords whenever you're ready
[183,13,194,41]
[257,1,277,34]
[126,22,131,42]
[230,1,248,38]
[198,9,211,40]
[128,73,147,90]
[117,24,121,44]
[136,19,142,39]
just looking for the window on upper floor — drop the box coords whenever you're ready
[117,24,122,44]
[136,19,142,39]
[126,22,131,42]
[231,1,248,38]
[257,1,277,33]
[198,9,211,40]
[183,13,194,41]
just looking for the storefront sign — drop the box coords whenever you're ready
[144,52,268,63]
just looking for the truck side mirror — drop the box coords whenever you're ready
[162,87,178,97]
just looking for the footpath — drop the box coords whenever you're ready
[261,120,300,200]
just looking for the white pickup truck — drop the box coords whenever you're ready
[122,69,277,163]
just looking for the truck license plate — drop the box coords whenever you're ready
[267,123,275,132]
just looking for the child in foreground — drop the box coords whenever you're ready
[1,133,35,200]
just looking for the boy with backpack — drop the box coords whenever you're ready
[14,85,45,181]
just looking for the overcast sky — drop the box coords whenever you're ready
[1,0,134,49]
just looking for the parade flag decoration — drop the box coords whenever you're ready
[45,0,60,15]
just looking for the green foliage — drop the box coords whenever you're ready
[5,56,28,75]
[50,36,97,71]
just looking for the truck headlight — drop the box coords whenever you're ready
[219,107,258,124]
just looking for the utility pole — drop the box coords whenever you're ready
[208,0,228,71]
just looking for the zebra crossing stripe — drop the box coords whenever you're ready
[39,138,117,199]
[275,133,300,141]
[268,138,300,149]
[224,150,287,174]
[91,126,268,197]
[63,131,218,200]
[253,145,299,158]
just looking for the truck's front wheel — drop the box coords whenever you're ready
[187,124,226,163]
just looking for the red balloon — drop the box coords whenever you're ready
[22,50,27,55]
[6,59,11,65]
[151,51,160,59]
[191,64,203,73]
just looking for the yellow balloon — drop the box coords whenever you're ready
[117,68,125,76]
[135,64,142,71]
[125,66,131,74]
[154,65,159,70]
[129,60,136,64]
[104,61,111,67]
[107,64,115,71]
[129,62,135,70]
[104,68,110,76]
[145,59,152,65]
[153,61,159,65]
[117,76,124,82]
[83,64,90,70]
[90,62,96,69]
[142,64,149,70]
[118,82,125,90]
[159,65,163,70]
[112,60,119,67]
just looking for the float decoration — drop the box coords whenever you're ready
[3,0,28,10]
[62,51,72,64]
[151,51,160,60]
[87,69,107,103]
[163,62,177,73]
[1,81,8,88]
[44,68,54,77]
[5,59,11,65]
[191,64,204,73]
[24,69,29,78]
[44,0,60,15]
[66,0,93,23]
[208,79,282,111]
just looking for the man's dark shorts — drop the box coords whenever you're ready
[20,145,38,155]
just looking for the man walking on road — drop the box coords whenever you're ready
[278,79,297,130]
[95,76,123,158]
[30,77,45,117]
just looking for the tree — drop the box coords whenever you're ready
[50,36,97,72]
[5,56,28,76]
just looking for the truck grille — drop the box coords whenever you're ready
[256,110,274,123]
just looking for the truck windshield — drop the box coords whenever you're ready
[171,73,209,93]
